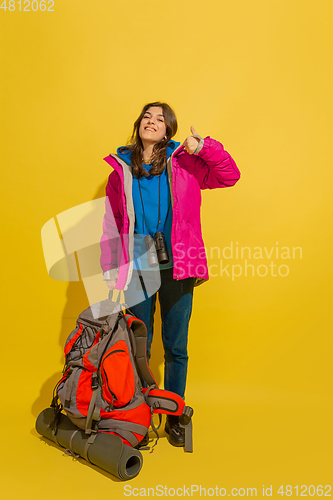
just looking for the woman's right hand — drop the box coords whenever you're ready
[105,269,119,290]
[106,279,117,290]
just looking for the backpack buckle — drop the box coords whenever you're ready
[91,373,99,390]
[179,405,193,426]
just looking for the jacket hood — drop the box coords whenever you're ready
[116,139,181,167]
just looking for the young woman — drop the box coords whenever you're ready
[100,101,240,447]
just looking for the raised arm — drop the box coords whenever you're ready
[193,136,241,189]
[182,127,241,189]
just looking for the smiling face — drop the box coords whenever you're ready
[138,106,167,147]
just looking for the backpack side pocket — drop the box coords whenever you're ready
[100,340,135,408]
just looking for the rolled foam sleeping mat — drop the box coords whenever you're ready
[36,408,143,480]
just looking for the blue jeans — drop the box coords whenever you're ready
[125,267,195,399]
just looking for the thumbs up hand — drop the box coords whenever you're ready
[183,126,201,154]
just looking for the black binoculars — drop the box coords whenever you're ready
[144,232,169,268]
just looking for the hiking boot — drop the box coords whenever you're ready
[165,415,185,447]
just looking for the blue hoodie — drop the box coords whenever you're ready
[116,140,180,271]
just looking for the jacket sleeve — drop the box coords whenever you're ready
[193,136,241,189]
[100,170,122,276]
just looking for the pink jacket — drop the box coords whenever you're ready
[100,137,241,290]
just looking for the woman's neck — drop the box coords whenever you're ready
[142,142,155,162]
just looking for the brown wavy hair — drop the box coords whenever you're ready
[118,101,178,178]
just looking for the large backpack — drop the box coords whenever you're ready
[51,299,193,453]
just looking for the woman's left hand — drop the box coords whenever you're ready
[183,126,201,154]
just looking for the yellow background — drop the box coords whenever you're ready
[1,0,332,497]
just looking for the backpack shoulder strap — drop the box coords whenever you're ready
[124,312,158,388]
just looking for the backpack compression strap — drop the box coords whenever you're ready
[142,388,194,453]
